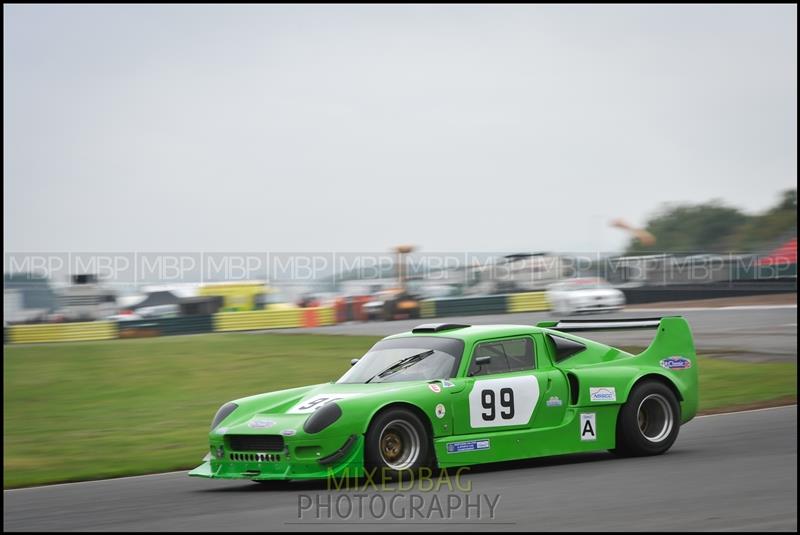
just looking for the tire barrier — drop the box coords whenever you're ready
[420,299,436,318]
[507,292,551,313]
[333,296,371,323]
[414,292,551,319]
[214,309,304,331]
[5,307,337,344]
[7,321,118,344]
[213,307,336,332]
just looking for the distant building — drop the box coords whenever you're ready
[56,274,118,321]
[3,272,57,324]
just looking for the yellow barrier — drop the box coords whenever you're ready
[214,309,304,331]
[8,321,119,344]
[507,292,550,313]
[420,300,436,318]
[214,307,337,331]
[315,307,336,326]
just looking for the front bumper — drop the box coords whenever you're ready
[189,434,365,481]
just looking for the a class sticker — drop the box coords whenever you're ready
[447,439,490,453]
[428,383,442,393]
[435,403,446,419]
[580,413,597,441]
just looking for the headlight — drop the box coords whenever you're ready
[303,403,342,434]
[211,402,238,430]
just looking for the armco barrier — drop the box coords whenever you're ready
[118,315,214,338]
[213,307,335,332]
[8,321,118,344]
[433,295,509,316]
[507,292,550,313]
[622,279,797,305]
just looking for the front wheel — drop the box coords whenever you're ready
[614,380,680,456]
[365,408,432,478]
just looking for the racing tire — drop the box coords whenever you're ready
[613,380,680,457]
[365,407,433,480]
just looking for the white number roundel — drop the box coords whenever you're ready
[468,376,539,428]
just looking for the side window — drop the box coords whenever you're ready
[469,337,535,377]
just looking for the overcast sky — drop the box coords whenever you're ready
[3,4,797,254]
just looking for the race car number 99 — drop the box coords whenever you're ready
[469,376,539,428]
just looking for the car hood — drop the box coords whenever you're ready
[212,380,442,439]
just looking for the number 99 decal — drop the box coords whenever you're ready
[469,376,539,428]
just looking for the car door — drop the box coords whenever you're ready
[450,334,570,437]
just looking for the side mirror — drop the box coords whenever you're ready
[474,356,491,366]
[350,358,360,366]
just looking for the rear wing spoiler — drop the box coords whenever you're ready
[537,317,665,332]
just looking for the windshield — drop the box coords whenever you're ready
[337,336,465,384]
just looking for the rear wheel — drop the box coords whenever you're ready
[614,380,680,456]
[365,408,432,479]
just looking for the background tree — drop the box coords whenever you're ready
[625,189,797,254]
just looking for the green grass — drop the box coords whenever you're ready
[4,333,797,488]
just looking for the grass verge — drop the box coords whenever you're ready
[4,333,797,488]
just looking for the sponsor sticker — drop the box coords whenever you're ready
[580,413,597,441]
[247,418,275,429]
[660,356,692,370]
[435,403,446,419]
[280,429,297,436]
[447,439,490,453]
[428,383,442,393]
[546,396,563,407]
[589,387,616,402]
[441,380,456,388]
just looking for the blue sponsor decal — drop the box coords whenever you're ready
[589,387,616,402]
[447,439,490,454]
[660,356,692,370]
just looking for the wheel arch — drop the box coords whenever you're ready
[627,372,684,403]
[364,401,434,438]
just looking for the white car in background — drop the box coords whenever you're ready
[546,278,625,315]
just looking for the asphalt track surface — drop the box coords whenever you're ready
[4,406,797,531]
[275,305,798,361]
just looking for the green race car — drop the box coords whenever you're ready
[190,316,698,482]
